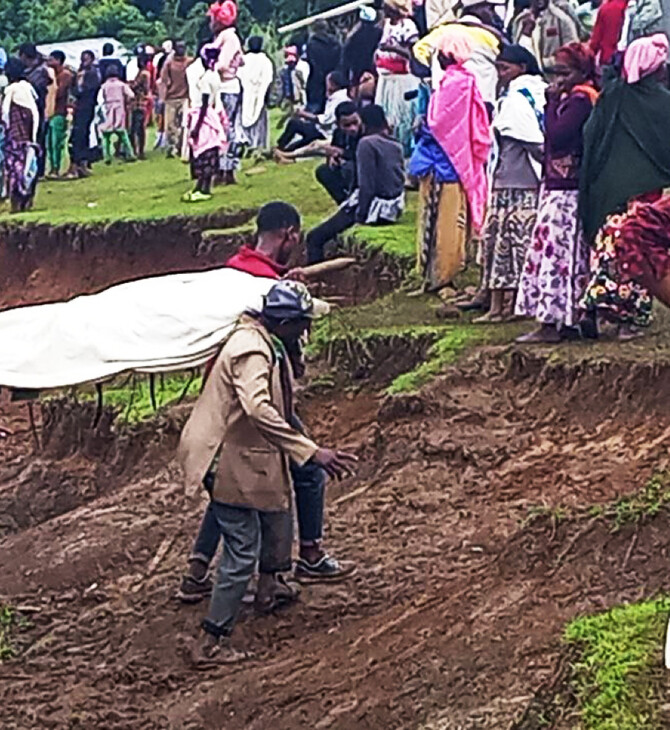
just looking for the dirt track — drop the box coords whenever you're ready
[2,349,670,729]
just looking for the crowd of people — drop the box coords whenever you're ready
[270,0,670,343]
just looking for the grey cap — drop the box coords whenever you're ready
[262,281,314,321]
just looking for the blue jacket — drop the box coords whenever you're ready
[409,125,459,184]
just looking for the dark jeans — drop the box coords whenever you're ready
[190,440,325,570]
[277,118,325,153]
[306,206,357,264]
[129,108,146,157]
[315,161,356,205]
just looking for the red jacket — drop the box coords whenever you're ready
[590,0,627,65]
[225,246,287,280]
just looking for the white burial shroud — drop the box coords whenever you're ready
[0,268,324,390]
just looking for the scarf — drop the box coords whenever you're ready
[579,73,670,242]
[428,63,492,231]
[237,52,274,127]
[2,81,39,141]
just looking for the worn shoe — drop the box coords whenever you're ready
[294,555,357,584]
[177,575,213,604]
[190,635,251,668]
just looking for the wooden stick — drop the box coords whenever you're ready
[301,257,357,279]
[278,0,372,34]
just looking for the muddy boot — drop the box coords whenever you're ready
[177,558,213,604]
[254,573,300,614]
[190,633,251,668]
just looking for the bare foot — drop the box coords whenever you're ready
[473,311,504,324]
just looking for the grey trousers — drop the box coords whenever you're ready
[201,502,292,638]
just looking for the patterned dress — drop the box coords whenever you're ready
[515,189,590,327]
[581,211,653,327]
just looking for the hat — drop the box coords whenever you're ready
[262,281,314,322]
[360,6,377,21]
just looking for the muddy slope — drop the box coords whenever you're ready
[0,212,253,310]
[1,353,669,729]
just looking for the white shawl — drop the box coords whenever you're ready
[493,74,547,145]
[237,52,274,128]
[2,80,39,141]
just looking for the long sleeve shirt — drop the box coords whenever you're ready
[356,133,405,222]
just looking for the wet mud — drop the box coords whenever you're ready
[2,348,670,729]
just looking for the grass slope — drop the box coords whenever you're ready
[565,598,670,730]
[0,121,417,259]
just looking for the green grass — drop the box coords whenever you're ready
[0,116,418,259]
[387,325,479,394]
[70,372,203,424]
[565,598,670,730]
[0,604,27,662]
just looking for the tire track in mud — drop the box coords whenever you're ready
[1,355,670,728]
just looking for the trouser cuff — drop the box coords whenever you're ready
[201,619,232,639]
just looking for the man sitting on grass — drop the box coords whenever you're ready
[306,104,406,263]
[274,70,350,161]
[315,101,363,204]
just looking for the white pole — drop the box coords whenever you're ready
[278,0,374,34]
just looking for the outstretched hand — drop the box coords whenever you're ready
[312,448,358,480]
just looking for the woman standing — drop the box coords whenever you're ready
[184,45,227,203]
[477,45,546,323]
[97,66,136,165]
[515,43,598,343]
[579,34,670,338]
[209,0,244,185]
[408,34,491,292]
[2,57,40,213]
[375,0,420,157]
[67,50,100,179]
[236,36,274,153]
[130,54,152,160]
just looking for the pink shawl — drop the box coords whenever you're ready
[427,64,492,231]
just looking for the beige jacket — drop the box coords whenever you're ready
[178,315,318,512]
[513,3,580,70]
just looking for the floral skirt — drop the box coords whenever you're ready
[481,188,538,290]
[190,147,220,181]
[581,211,652,327]
[516,189,590,327]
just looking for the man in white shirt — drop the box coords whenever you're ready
[276,70,350,153]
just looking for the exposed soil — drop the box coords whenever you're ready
[2,346,670,729]
[0,212,255,310]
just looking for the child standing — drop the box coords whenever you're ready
[97,65,135,165]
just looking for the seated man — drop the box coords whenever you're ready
[315,101,362,204]
[275,70,350,155]
[180,280,357,664]
[306,105,405,264]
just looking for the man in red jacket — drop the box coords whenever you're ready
[590,0,628,65]
[178,201,356,606]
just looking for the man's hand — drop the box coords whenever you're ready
[283,267,307,282]
[327,150,343,168]
[312,448,358,480]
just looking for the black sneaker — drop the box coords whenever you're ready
[294,555,357,584]
[177,575,213,604]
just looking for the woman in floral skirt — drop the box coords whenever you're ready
[515,43,598,343]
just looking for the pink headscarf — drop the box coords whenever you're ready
[208,0,238,28]
[623,33,669,84]
[435,27,475,65]
[428,65,492,231]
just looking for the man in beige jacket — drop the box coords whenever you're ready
[180,280,356,664]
